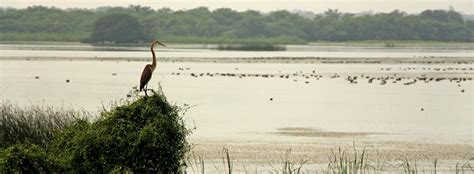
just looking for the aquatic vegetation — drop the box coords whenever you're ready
[216,44,286,51]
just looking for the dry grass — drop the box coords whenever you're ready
[0,101,90,148]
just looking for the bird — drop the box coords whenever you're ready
[140,40,166,96]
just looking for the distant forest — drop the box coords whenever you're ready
[1,6,473,44]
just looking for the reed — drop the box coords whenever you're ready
[0,101,89,148]
[399,157,418,174]
[325,146,369,174]
[280,149,307,174]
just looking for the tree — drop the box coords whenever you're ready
[86,13,146,43]
[1,6,473,43]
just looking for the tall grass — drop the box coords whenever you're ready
[0,101,90,148]
[399,157,474,174]
[324,146,370,174]
[399,158,418,174]
[280,149,307,174]
[222,148,233,174]
[187,152,205,174]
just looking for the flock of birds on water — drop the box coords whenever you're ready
[30,40,472,95]
[166,68,471,93]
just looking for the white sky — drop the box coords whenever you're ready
[2,0,473,14]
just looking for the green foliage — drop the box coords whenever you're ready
[85,13,147,43]
[0,32,88,42]
[0,144,64,173]
[161,35,306,45]
[0,6,95,42]
[52,91,191,173]
[0,91,191,173]
[0,6,473,43]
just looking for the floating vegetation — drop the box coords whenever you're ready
[272,127,377,138]
[384,42,396,47]
[216,44,286,51]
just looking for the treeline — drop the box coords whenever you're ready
[1,6,473,44]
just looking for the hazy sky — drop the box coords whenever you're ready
[2,0,473,14]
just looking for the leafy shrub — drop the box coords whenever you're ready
[0,144,64,173]
[52,91,191,173]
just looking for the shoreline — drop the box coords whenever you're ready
[2,40,474,46]
[189,133,473,173]
[1,56,474,65]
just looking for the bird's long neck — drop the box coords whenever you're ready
[151,42,157,70]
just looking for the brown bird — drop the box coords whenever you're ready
[140,40,166,95]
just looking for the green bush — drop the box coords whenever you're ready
[53,91,191,173]
[1,91,191,173]
[0,144,64,173]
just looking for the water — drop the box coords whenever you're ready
[1,44,473,145]
[1,43,473,59]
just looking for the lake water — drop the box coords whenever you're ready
[1,44,473,146]
[1,43,474,59]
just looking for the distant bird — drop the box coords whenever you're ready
[140,40,166,96]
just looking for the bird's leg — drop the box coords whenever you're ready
[144,84,148,96]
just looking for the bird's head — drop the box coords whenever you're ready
[152,40,166,47]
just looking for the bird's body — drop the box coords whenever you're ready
[139,64,154,91]
[140,40,166,95]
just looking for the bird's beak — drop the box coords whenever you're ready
[154,40,166,47]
